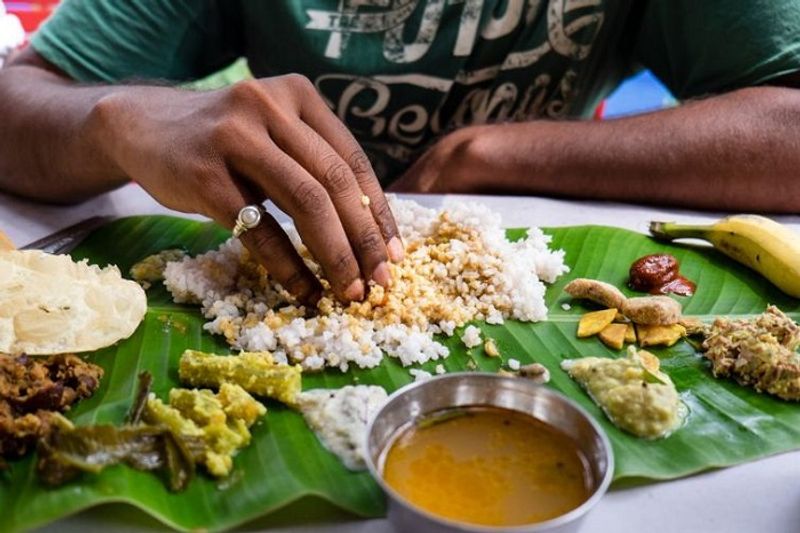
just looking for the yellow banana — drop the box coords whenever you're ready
[650,215,800,298]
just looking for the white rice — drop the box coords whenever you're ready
[508,358,521,371]
[163,198,568,372]
[295,385,387,470]
[460,325,482,348]
[410,368,433,382]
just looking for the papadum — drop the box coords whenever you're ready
[0,250,146,355]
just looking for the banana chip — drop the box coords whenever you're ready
[598,323,627,350]
[577,308,618,338]
[0,250,147,355]
[636,324,686,348]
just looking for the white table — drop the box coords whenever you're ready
[4,185,799,533]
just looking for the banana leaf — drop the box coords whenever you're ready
[2,216,799,532]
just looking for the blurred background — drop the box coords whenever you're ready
[2,0,676,118]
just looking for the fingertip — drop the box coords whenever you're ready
[305,288,323,307]
[292,276,323,306]
[387,236,405,263]
[344,278,365,302]
[372,261,391,288]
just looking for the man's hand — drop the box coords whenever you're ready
[0,50,405,304]
[88,75,404,304]
[393,84,800,213]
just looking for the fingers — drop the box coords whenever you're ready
[229,141,367,302]
[205,179,322,305]
[214,74,405,304]
[271,119,393,287]
[240,213,324,304]
[297,88,404,262]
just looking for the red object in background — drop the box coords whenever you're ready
[4,1,59,34]
[593,100,606,120]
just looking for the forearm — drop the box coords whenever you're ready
[0,64,126,202]
[465,87,800,213]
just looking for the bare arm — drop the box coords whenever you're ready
[393,80,800,213]
[0,50,125,201]
[0,49,404,303]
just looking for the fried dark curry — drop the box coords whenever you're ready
[0,354,103,463]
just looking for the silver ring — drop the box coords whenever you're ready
[232,204,264,238]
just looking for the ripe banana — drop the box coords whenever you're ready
[650,215,800,298]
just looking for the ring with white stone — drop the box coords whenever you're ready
[232,204,264,238]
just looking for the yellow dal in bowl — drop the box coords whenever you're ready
[382,407,591,527]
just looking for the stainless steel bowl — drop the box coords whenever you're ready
[365,373,613,533]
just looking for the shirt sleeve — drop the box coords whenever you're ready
[634,0,800,99]
[30,0,243,83]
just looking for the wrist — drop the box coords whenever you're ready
[441,125,494,191]
[83,91,138,184]
[462,122,551,193]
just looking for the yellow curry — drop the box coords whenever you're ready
[382,407,591,527]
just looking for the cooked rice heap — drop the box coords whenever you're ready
[163,199,568,372]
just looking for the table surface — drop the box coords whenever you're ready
[4,185,800,533]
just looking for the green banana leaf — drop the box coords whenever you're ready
[2,216,799,532]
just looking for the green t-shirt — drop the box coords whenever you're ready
[31,0,800,182]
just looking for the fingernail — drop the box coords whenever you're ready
[372,261,391,287]
[387,237,405,263]
[344,278,364,301]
